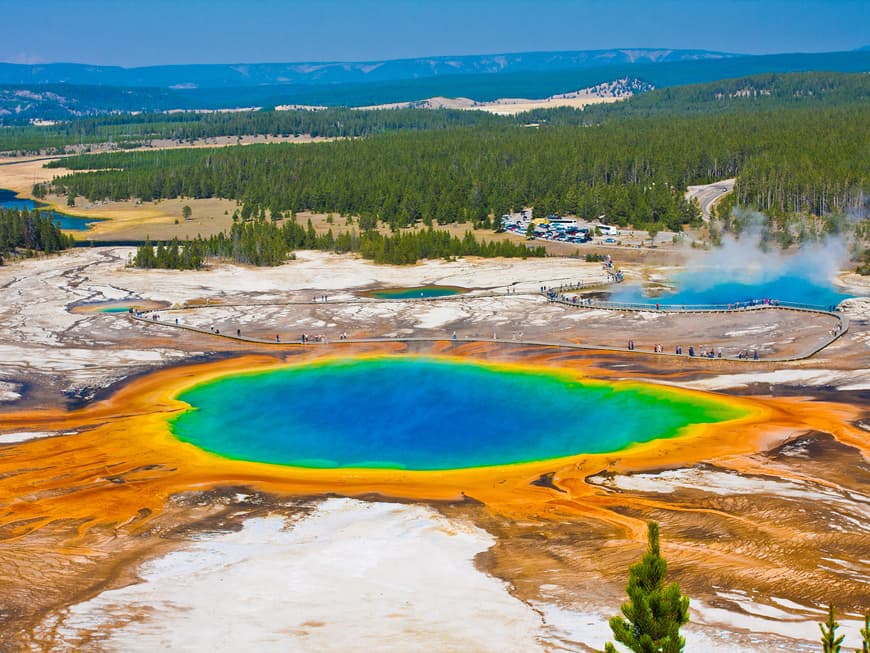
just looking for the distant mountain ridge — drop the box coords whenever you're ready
[0,48,736,88]
[0,85,182,122]
[0,49,867,123]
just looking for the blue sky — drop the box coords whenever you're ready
[0,0,866,66]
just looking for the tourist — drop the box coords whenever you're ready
[688,346,695,357]
[753,350,759,360]
[276,334,280,343]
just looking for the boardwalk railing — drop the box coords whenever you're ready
[543,293,834,313]
[538,289,849,361]
[128,283,850,363]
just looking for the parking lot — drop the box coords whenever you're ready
[500,211,686,252]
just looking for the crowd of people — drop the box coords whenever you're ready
[602,254,624,282]
[127,263,842,362]
[300,333,335,343]
[628,341,759,360]
[542,255,625,304]
[728,298,779,309]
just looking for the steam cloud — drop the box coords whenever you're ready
[609,208,858,306]
[682,208,851,290]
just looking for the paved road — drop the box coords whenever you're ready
[685,178,735,221]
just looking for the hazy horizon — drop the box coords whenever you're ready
[6,45,870,70]
[0,0,866,67]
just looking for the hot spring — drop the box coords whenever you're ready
[170,357,746,470]
[608,271,853,308]
[68,299,169,314]
[606,235,866,308]
[364,286,466,300]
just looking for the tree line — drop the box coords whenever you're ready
[0,208,74,264]
[4,71,865,155]
[132,219,544,269]
[46,102,868,233]
[577,71,870,122]
[0,107,509,154]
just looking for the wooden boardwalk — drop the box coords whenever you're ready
[127,287,849,364]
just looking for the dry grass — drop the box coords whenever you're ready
[467,95,624,116]
[0,158,62,194]
[0,159,236,239]
[75,197,240,240]
[357,94,625,115]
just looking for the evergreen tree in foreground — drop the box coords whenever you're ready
[859,612,869,653]
[604,522,689,653]
[820,604,845,653]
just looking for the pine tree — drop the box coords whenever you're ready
[604,522,690,653]
[857,612,868,653]
[820,604,844,653]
